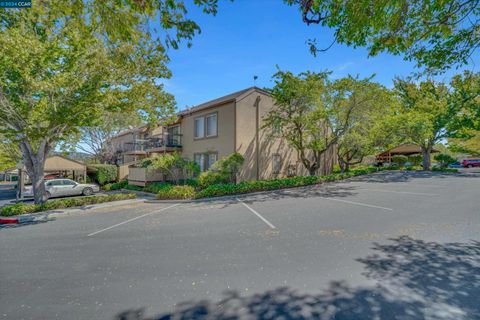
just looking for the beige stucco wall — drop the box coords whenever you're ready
[180,102,236,162]
[235,91,336,181]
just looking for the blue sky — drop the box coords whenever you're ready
[159,0,478,110]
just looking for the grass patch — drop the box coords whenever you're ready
[1,193,137,217]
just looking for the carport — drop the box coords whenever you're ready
[376,144,439,163]
[17,155,87,199]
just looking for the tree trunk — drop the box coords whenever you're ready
[421,145,432,170]
[308,166,317,176]
[19,140,50,204]
[344,162,350,172]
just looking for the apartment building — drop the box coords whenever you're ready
[110,87,336,181]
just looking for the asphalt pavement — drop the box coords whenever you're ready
[1,170,479,320]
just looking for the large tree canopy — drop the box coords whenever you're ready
[0,0,219,203]
[286,0,479,74]
[391,71,479,169]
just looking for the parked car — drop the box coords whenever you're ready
[23,179,100,199]
[448,162,463,168]
[462,159,480,168]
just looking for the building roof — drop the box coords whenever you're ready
[178,86,270,116]
[110,86,271,140]
[377,144,440,157]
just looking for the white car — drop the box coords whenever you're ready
[24,179,100,199]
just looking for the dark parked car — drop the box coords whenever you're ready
[462,159,480,168]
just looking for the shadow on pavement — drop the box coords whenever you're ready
[115,236,480,320]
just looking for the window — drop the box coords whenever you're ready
[272,154,281,174]
[206,114,217,137]
[194,117,204,138]
[194,152,218,172]
[194,113,217,139]
[62,180,76,186]
[194,154,205,172]
[207,153,218,169]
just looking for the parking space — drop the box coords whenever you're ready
[1,170,479,319]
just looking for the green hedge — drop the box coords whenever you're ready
[195,167,381,199]
[157,185,196,200]
[1,193,137,217]
[102,179,128,191]
[88,164,118,186]
[431,167,459,173]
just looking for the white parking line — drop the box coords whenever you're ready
[87,203,180,237]
[236,198,277,229]
[281,190,393,211]
[319,197,393,211]
[358,188,438,196]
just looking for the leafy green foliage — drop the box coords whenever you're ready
[102,179,128,191]
[125,184,144,191]
[198,153,245,188]
[156,185,196,200]
[0,0,218,203]
[265,71,383,176]
[434,153,457,168]
[144,182,171,193]
[146,153,200,184]
[392,155,409,167]
[1,194,136,216]
[195,167,385,199]
[390,73,479,169]
[407,154,423,166]
[287,0,480,74]
[88,164,118,186]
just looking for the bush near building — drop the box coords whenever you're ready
[88,164,118,186]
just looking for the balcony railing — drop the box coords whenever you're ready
[146,134,182,149]
[122,135,182,153]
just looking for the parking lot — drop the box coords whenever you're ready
[1,170,479,320]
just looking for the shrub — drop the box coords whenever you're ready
[391,155,408,168]
[431,167,458,173]
[198,152,245,188]
[103,179,129,191]
[146,153,200,185]
[157,185,196,200]
[434,153,457,168]
[144,182,171,193]
[88,164,118,185]
[408,154,423,166]
[198,171,226,188]
[125,184,144,191]
[0,194,137,216]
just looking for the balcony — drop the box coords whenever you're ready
[123,141,148,155]
[146,134,182,151]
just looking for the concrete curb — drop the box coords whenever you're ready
[0,198,146,225]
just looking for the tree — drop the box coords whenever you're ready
[0,0,219,204]
[264,70,380,176]
[448,130,480,155]
[335,81,395,172]
[0,136,20,172]
[392,72,479,170]
[434,153,457,168]
[61,111,144,164]
[286,0,480,74]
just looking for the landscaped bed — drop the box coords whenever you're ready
[101,165,461,202]
[0,193,137,217]
[116,167,394,201]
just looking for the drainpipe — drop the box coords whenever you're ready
[254,96,261,180]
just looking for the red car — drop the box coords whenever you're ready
[462,159,480,168]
